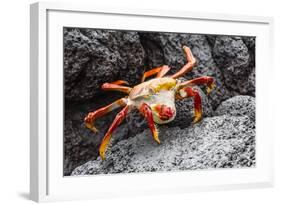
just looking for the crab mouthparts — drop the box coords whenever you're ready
[159,105,175,120]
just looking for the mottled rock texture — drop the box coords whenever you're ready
[213,36,255,96]
[64,28,255,175]
[71,115,255,175]
[64,29,145,100]
[215,95,255,122]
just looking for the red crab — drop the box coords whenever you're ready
[85,46,215,159]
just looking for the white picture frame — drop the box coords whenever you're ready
[30,1,274,202]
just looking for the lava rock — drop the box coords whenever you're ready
[215,95,255,122]
[64,28,145,101]
[64,30,256,175]
[64,85,214,175]
[139,33,235,108]
[71,115,255,175]
[213,36,255,95]
[63,93,128,175]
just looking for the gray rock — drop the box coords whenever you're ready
[215,95,255,122]
[139,33,235,108]
[64,28,145,101]
[71,115,255,175]
[64,86,213,175]
[242,36,256,51]
[64,30,256,175]
[64,93,127,175]
[213,36,255,95]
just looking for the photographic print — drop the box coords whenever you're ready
[63,28,255,176]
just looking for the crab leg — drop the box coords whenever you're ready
[84,98,127,133]
[179,76,215,94]
[101,82,132,94]
[171,46,197,79]
[109,80,129,86]
[139,103,160,144]
[141,65,170,82]
[176,86,202,123]
[99,105,130,159]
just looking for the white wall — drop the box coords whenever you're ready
[0,0,280,204]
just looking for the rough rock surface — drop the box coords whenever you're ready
[64,87,213,175]
[71,115,255,175]
[64,28,146,101]
[139,33,235,108]
[215,95,255,122]
[64,28,256,175]
[213,36,255,95]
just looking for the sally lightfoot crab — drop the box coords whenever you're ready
[84,46,215,159]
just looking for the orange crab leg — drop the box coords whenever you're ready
[141,65,170,82]
[101,82,132,94]
[139,103,160,144]
[176,87,202,123]
[84,98,127,133]
[99,105,130,160]
[109,80,129,86]
[179,76,215,94]
[171,46,197,79]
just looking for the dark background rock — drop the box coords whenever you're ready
[64,28,255,175]
[139,33,236,108]
[212,36,255,96]
[64,28,146,101]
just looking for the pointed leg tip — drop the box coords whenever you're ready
[85,123,99,133]
[206,88,212,95]
[192,119,199,124]
[192,115,202,124]
[206,83,216,94]
[99,151,106,160]
[91,127,99,133]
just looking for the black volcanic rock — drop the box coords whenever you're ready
[139,33,235,108]
[215,95,255,122]
[64,28,146,101]
[71,115,255,175]
[63,29,256,175]
[213,36,255,95]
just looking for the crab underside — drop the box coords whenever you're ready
[84,46,215,159]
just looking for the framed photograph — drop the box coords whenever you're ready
[30,2,274,202]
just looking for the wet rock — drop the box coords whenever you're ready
[71,115,255,175]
